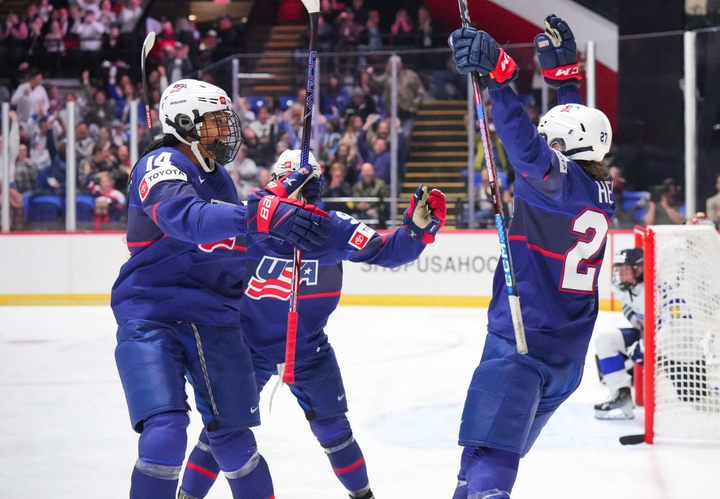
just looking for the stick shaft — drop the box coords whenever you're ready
[457,0,527,354]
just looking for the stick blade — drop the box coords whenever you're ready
[619,434,645,446]
[300,0,320,13]
[142,31,156,57]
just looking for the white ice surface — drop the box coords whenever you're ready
[0,306,717,498]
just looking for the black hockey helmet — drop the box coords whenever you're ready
[613,248,643,291]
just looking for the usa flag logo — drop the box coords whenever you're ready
[169,83,187,94]
[245,256,318,300]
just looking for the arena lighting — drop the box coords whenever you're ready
[188,15,196,21]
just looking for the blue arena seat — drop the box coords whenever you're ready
[279,96,296,111]
[29,195,63,223]
[75,195,95,221]
[246,97,268,112]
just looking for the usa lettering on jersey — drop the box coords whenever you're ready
[139,166,188,201]
[245,256,318,300]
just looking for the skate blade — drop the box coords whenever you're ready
[594,408,635,420]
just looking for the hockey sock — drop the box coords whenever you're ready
[451,447,472,499]
[464,446,520,496]
[131,411,189,499]
[310,416,370,497]
[206,428,274,499]
[179,430,220,499]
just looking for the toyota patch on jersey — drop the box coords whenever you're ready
[139,166,188,201]
[348,223,375,250]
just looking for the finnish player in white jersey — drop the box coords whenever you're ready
[594,248,644,419]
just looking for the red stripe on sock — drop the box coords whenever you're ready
[186,462,218,480]
[333,457,365,474]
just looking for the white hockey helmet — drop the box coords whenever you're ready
[271,149,322,181]
[159,79,242,172]
[537,104,612,162]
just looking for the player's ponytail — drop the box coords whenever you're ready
[575,160,610,182]
[140,134,182,158]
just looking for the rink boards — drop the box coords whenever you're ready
[0,230,634,308]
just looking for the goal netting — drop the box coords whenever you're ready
[644,225,720,442]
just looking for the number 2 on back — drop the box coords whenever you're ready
[560,209,609,293]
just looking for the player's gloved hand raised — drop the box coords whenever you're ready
[259,164,314,200]
[300,175,322,206]
[402,185,446,244]
[247,194,331,251]
[535,14,581,88]
[447,28,518,90]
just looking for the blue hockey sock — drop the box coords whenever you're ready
[464,446,520,496]
[180,430,220,499]
[451,447,470,499]
[207,428,274,499]
[131,411,189,499]
[311,416,370,497]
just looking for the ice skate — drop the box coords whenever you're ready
[594,387,634,419]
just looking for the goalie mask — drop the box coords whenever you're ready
[613,248,643,292]
[159,79,242,172]
[537,104,612,162]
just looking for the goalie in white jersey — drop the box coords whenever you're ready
[594,248,644,419]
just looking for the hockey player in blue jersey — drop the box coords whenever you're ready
[112,79,331,499]
[448,15,615,499]
[178,149,447,499]
[594,248,644,420]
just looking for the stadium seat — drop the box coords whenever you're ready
[279,96,296,111]
[75,195,95,221]
[246,97,268,112]
[29,195,63,223]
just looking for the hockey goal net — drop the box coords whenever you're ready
[638,225,720,443]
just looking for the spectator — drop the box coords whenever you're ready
[416,6,441,49]
[351,0,370,26]
[342,114,363,148]
[333,141,361,184]
[226,145,259,201]
[0,111,24,229]
[320,0,341,24]
[27,116,53,171]
[645,178,685,225]
[322,76,351,116]
[275,140,290,163]
[705,173,720,226]
[247,106,276,144]
[475,168,499,227]
[359,11,382,65]
[155,18,178,55]
[257,167,271,191]
[83,71,117,126]
[26,17,45,61]
[14,144,40,197]
[352,162,388,226]
[199,29,218,68]
[120,0,143,34]
[85,167,126,224]
[72,10,106,66]
[0,14,29,67]
[117,144,132,177]
[335,9,362,49]
[11,67,49,125]
[242,128,274,168]
[84,143,124,181]
[317,14,336,56]
[322,162,353,214]
[357,131,391,185]
[76,0,102,17]
[215,15,238,60]
[608,165,640,229]
[164,42,194,84]
[367,56,425,139]
[390,8,414,46]
[97,0,117,31]
[73,122,96,165]
[39,0,54,24]
[323,118,343,152]
[45,20,66,54]
[342,87,376,124]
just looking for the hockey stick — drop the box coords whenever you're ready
[141,32,156,138]
[283,0,320,384]
[456,0,527,354]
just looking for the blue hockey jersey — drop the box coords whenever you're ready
[487,86,615,363]
[111,147,250,326]
[241,212,426,362]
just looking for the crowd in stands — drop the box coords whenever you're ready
[2,1,717,232]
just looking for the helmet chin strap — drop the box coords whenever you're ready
[171,128,215,173]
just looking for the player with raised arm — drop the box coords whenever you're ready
[594,249,644,420]
[448,15,615,499]
[178,149,446,499]
[112,79,331,499]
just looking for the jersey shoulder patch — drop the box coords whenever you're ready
[138,150,189,201]
[331,211,377,251]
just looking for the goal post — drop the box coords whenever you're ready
[641,225,720,444]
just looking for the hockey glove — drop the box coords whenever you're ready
[534,14,582,88]
[627,340,644,366]
[301,175,323,206]
[448,28,518,90]
[402,185,446,244]
[247,195,331,251]
[260,165,315,200]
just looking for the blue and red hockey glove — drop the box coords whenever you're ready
[248,167,331,250]
[402,185,446,244]
[447,28,518,91]
[534,14,582,88]
[300,175,323,206]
